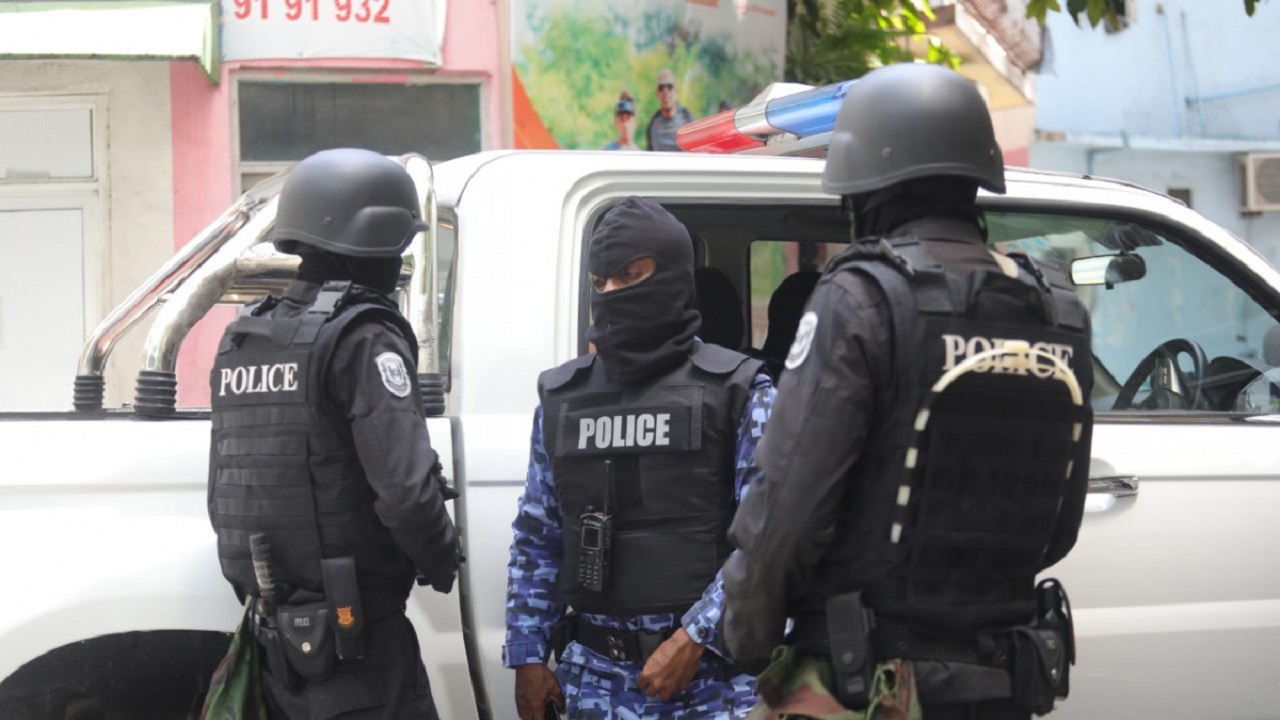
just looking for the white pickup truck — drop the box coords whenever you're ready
[4,141,1280,720]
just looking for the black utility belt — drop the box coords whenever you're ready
[873,618,1013,669]
[248,559,407,687]
[574,621,675,663]
[818,580,1075,715]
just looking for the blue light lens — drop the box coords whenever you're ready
[764,79,857,137]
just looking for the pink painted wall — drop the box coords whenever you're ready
[171,1,503,407]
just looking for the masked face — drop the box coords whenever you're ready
[586,197,701,386]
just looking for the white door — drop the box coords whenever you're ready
[0,103,98,412]
[0,207,86,411]
[986,211,1280,719]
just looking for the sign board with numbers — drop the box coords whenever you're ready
[220,0,444,64]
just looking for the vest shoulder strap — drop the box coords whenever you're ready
[293,281,356,345]
[219,296,284,352]
[832,236,966,317]
[1004,252,1088,331]
[313,294,419,357]
[219,281,356,352]
[689,342,760,376]
[539,354,596,394]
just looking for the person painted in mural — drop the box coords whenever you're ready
[646,69,696,152]
[604,91,640,151]
[504,197,775,720]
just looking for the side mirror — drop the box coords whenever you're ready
[1071,253,1147,288]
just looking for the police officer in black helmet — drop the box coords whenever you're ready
[722,64,1095,718]
[209,148,460,719]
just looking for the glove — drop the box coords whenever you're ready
[430,571,457,594]
[416,535,464,593]
[433,462,460,501]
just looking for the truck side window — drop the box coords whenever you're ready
[986,212,1280,414]
[747,240,844,372]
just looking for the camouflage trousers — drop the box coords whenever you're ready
[553,656,757,719]
[747,646,922,720]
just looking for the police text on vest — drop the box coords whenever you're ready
[578,413,671,450]
[219,363,300,396]
[941,334,1074,378]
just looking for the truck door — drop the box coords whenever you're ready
[986,211,1280,719]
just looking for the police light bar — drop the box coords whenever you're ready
[676,79,857,154]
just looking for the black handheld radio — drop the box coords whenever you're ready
[577,459,614,592]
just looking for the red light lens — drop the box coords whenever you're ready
[676,111,765,153]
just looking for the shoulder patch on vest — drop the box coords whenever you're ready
[375,352,412,398]
[785,311,819,370]
[539,354,596,392]
[690,342,752,375]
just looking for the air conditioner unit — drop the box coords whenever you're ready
[1239,153,1280,213]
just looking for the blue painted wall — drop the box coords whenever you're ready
[1030,0,1280,264]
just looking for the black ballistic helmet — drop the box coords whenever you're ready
[822,63,1006,196]
[272,148,428,258]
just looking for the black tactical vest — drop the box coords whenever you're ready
[800,225,1091,639]
[209,281,419,598]
[539,343,763,615]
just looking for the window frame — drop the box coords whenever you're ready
[982,198,1280,423]
[744,237,847,350]
[230,69,489,196]
[0,93,107,340]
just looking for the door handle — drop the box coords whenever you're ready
[1084,475,1138,513]
[1088,475,1139,497]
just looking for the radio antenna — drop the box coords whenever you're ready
[602,459,613,516]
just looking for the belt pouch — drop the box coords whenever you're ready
[1036,578,1075,694]
[1010,626,1066,715]
[322,557,365,660]
[278,602,335,680]
[826,591,876,710]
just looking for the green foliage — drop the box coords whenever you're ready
[785,0,961,86]
[1026,0,1265,26]
[792,0,1268,92]
[516,5,779,150]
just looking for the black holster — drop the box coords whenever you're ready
[322,557,365,660]
[551,611,579,663]
[1010,578,1074,715]
[251,608,297,690]
[255,557,367,684]
[278,600,335,681]
[826,591,877,709]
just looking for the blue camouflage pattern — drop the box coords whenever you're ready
[505,372,775,717]
[556,659,758,720]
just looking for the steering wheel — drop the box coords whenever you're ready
[1113,339,1208,410]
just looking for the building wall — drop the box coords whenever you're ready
[172,0,504,407]
[1036,1,1280,140]
[1032,0,1280,259]
[0,59,176,408]
[993,105,1036,166]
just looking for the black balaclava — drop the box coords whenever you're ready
[587,197,701,386]
[296,248,402,296]
[762,270,821,364]
[850,177,982,240]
